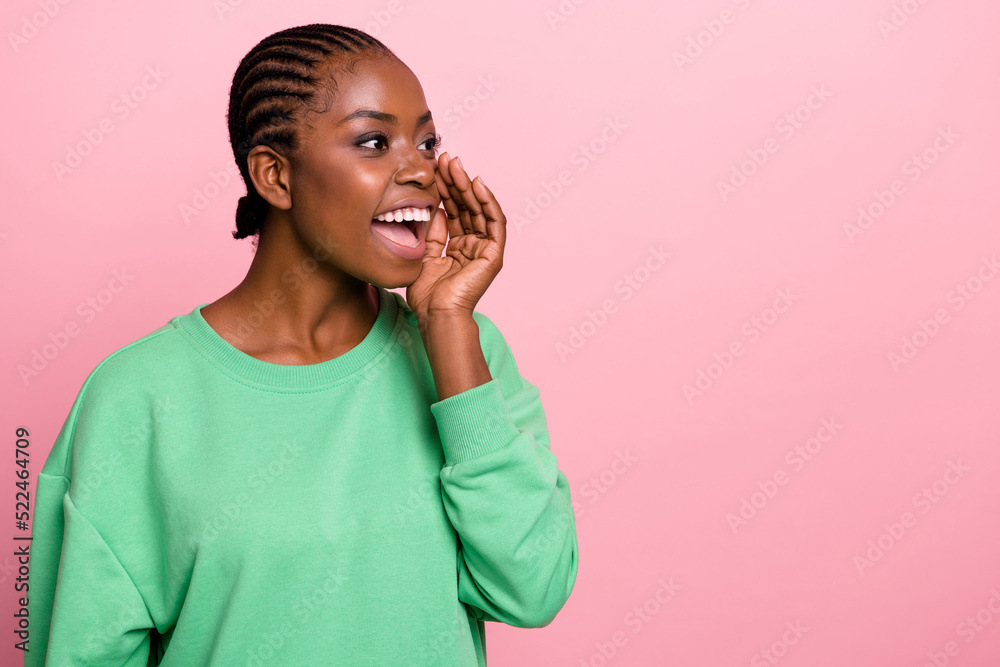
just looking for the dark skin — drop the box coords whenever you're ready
[201,55,506,401]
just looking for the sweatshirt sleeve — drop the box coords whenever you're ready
[429,312,579,629]
[27,375,156,666]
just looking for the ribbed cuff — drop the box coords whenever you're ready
[430,378,521,466]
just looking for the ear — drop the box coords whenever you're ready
[246,145,293,211]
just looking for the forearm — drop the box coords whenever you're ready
[418,314,493,401]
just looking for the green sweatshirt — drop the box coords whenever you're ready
[26,285,578,666]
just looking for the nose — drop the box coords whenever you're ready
[394,144,436,189]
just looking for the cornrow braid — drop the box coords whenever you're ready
[226,24,397,244]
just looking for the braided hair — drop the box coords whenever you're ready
[226,24,398,245]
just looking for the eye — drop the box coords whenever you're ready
[356,132,442,154]
[421,133,443,153]
[357,132,389,151]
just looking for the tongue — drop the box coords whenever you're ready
[371,220,418,248]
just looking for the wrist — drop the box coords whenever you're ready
[416,313,491,401]
[417,309,477,335]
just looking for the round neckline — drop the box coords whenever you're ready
[176,285,401,392]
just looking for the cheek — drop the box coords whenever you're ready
[350,168,390,212]
[298,164,347,205]
[299,162,386,221]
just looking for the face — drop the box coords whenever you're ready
[282,55,441,288]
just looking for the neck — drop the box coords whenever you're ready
[206,217,380,363]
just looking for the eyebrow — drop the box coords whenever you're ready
[337,108,433,127]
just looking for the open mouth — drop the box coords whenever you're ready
[371,206,432,248]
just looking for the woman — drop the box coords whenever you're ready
[28,23,578,666]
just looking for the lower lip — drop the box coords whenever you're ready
[371,218,425,260]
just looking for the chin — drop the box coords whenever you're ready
[369,266,422,290]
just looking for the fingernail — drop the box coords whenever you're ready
[477,176,487,187]
[455,156,464,171]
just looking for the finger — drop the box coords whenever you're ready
[472,177,506,253]
[448,157,486,238]
[437,154,464,236]
[444,158,473,234]
[436,154,465,240]
[437,152,453,184]
[422,206,448,260]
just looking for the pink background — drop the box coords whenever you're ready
[4,1,1000,665]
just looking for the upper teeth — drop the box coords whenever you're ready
[375,206,431,223]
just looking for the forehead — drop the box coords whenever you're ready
[308,56,429,128]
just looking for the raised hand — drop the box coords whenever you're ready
[405,152,506,326]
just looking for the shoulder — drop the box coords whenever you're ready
[78,313,192,406]
[53,310,195,460]
[42,311,192,480]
